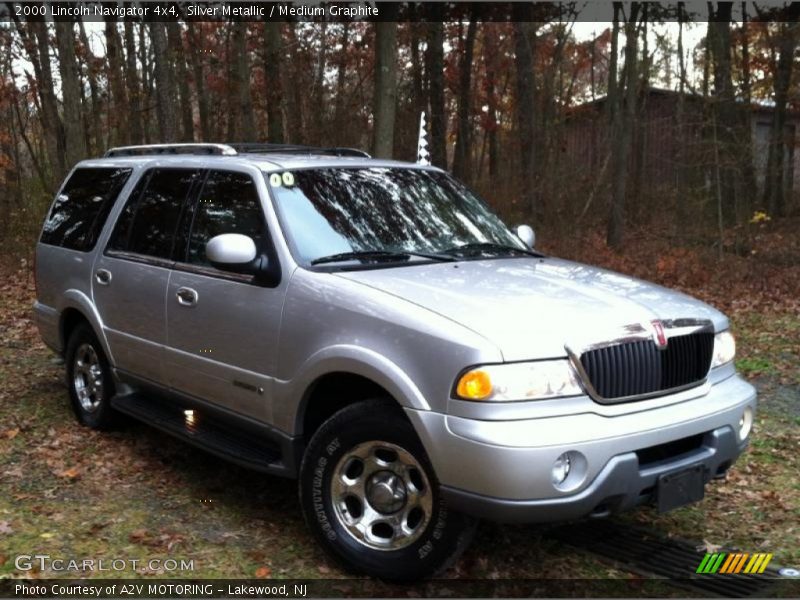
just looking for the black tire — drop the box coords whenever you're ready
[65,323,119,430]
[299,398,476,581]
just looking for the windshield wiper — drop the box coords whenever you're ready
[442,242,541,258]
[311,250,455,266]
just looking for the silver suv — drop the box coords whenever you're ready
[35,143,756,580]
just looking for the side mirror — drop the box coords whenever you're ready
[515,224,536,249]
[206,233,258,272]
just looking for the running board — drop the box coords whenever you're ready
[111,393,287,475]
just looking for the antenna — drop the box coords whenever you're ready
[417,112,430,166]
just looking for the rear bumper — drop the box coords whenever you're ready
[405,373,756,523]
[441,425,743,523]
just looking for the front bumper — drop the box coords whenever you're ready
[405,373,756,523]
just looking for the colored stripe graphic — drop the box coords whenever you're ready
[697,553,727,573]
[699,552,774,575]
[719,553,736,573]
[745,553,774,574]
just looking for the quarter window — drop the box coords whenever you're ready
[40,168,132,251]
[108,169,200,260]
[186,171,265,266]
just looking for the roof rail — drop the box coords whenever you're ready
[229,143,371,158]
[104,143,238,158]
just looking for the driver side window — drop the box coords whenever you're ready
[186,170,266,267]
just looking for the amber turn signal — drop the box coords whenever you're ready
[456,369,493,400]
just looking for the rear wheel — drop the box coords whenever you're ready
[299,398,476,581]
[65,323,119,429]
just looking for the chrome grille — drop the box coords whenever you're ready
[579,332,714,401]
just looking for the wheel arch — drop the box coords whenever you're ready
[57,290,113,363]
[285,346,431,441]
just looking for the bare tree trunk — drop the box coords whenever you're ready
[123,18,143,145]
[409,22,424,123]
[285,24,305,144]
[764,14,800,217]
[77,19,101,154]
[230,23,255,142]
[606,4,620,126]
[607,2,639,249]
[452,14,477,182]
[675,4,688,233]
[483,26,500,180]
[513,4,537,218]
[105,18,128,147]
[264,21,285,143]
[55,20,88,166]
[708,2,741,226]
[738,3,757,226]
[185,21,210,142]
[18,18,66,182]
[167,22,195,142]
[149,22,177,142]
[139,23,153,143]
[425,14,447,168]
[312,23,328,144]
[372,12,398,159]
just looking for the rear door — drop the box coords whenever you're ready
[93,168,202,386]
[165,168,285,422]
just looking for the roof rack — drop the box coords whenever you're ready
[228,143,371,158]
[104,142,372,159]
[104,143,238,158]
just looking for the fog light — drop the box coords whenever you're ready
[739,407,753,441]
[552,453,571,485]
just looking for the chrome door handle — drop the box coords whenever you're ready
[95,269,112,285]
[176,287,199,307]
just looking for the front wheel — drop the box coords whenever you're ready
[299,398,476,581]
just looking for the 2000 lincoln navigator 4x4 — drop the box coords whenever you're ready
[35,143,756,580]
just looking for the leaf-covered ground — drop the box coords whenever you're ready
[0,221,797,585]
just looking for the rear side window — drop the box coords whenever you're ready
[185,171,265,266]
[107,168,200,260]
[40,168,132,251]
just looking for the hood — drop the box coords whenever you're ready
[335,257,727,361]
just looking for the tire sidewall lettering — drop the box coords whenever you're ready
[312,455,337,540]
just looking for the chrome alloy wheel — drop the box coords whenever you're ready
[72,343,104,413]
[331,441,433,551]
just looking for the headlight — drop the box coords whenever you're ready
[455,360,583,402]
[712,330,736,367]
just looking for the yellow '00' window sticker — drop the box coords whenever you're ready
[270,172,295,187]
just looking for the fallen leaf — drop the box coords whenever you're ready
[0,521,12,535]
[254,566,271,578]
[3,428,19,440]
[59,467,80,480]
[317,564,331,574]
[0,554,7,566]
[39,532,54,539]
[702,540,723,553]
[129,529,148,542]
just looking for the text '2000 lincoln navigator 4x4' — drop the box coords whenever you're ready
[34,143,756,580]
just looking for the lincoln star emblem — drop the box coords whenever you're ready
[652,320,668,349]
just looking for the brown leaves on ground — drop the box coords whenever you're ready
[0,520,13,535]
[128,528,186,551]
[254,566,271,578]
[59,466,81,480]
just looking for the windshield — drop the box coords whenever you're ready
[267,167,525,265]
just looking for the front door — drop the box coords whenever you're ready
[165,169,285,422]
